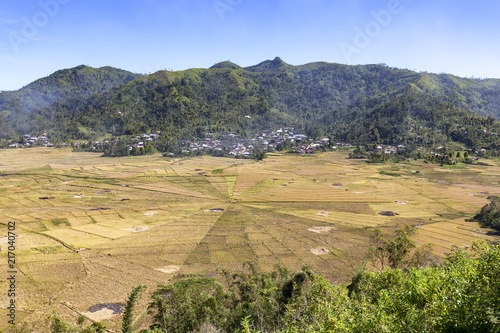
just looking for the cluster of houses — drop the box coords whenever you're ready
[5,128,351,157]
[365,144,406,155]
[72,132,161,151]
[128,132,161,150]
[180,128,340,156]
[7,133,60,148]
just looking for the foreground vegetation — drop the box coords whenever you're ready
[475,196,500,230]
[48,238,500,333]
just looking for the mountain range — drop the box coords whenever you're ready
[1,58,499,150]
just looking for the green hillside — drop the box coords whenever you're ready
[1,59,500,151]
[0,65,141,136]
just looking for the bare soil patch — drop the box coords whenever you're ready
[122,226,150,232]
[156,265,181,274]
[308,226,336,234]
[311,248,330,255]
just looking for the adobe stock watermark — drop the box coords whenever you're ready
[8,0,71,53]
[213,0,243,21]
[340,0,411,63]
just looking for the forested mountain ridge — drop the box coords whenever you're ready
[0,65,141,136]
[1,58,500,149]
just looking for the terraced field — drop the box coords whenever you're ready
[0,148,498,331]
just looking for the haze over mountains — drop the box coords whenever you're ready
[1,58,500,149]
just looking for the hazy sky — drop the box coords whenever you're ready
[1,0,499,90]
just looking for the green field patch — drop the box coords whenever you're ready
[32,245,68,254]
[225,235,247,244]
[230,244,256,262]
[210,249,237,263]
[202,235,226,244]
[184,243,211,264]
[36,165,53,172]
[51,218,70,227]
[225,175,238,198]
[380,170,401,177]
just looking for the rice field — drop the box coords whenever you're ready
[0,148,498,331]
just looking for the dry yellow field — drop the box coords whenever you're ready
[0,148,498,332]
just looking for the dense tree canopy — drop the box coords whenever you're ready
[475,196,500,230]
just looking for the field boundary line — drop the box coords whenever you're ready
[181,203,231,268]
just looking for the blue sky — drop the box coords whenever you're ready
[0,0,499,90]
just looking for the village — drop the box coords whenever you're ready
[4,127,492,161]
[178,127,338,157]
[5,128,350,157]
[6,133,58,148]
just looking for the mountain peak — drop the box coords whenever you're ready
[245,57,290,72]
[271,56,287,66]
[209,61,242,70]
